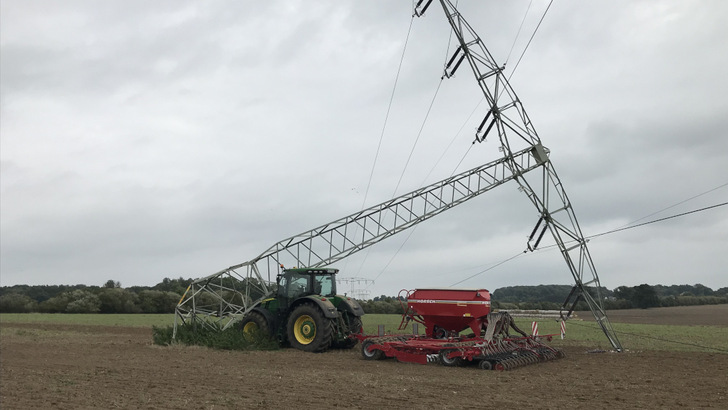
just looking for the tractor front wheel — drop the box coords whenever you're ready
[240,311,271,341]
[286,304,333,352]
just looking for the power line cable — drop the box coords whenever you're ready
[450,252,524,287]
[450,200,728,286]
[365,10,462,283]
[504,0,533,66]
[392,79,444,197]
[587,202,727,240]
[535,182,728,250]
[348,14,415,275]
[361,15,415,210]
[618,181,728,229]
[507,0,553,81]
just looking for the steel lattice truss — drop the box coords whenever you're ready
[428,0,622,350]
[176,0,623,352]
[176,146,543,332]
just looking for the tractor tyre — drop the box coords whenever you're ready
[349,317,363,335]
[286,304,334,353]
[239,311,271,341]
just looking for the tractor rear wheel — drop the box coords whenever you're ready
[349,317,363,335]
[240,311,271,341]
[286,304,334,352]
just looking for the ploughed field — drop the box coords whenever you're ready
[2,305,728,409]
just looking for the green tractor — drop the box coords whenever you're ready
[239,267,364,352]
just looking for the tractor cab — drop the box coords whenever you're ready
[277,268,338,302]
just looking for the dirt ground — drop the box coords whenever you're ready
[2,310,728,409]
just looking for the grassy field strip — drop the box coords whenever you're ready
[513,318,728,353]
[2,313,726,354]
[0,313,175,327]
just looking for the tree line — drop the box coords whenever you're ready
[0,278,192,314]
[492,283,728,311]
[1,280,725,314]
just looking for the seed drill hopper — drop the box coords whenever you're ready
[360,288,564,370]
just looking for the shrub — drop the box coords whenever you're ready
[152,322,278,351]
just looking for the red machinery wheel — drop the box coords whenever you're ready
[361,339,385,360]
[439,349,464,367]
[478,360,493,370]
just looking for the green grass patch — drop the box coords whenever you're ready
[360,314,421,335]
[0,313,174,327]
[511,317,728,353]
[3,313,726,354]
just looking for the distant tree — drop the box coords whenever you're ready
[153,277,193,295]
[40,289,101,313]
[632,284,660,309]
[65,290,102,313]
[0,293,38,313]
[492,285,578,304]
[98,288,140,313]
[137,290,181,313]
[103,280,121,289]
[692,284,713,297]
[613,286,634,302]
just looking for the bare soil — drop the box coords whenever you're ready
[2,307,728,409]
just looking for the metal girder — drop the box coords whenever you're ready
[175,144,546,334]
[433,0,622,351]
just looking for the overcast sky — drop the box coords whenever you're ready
[2,1,727,297]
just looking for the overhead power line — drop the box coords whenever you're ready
[362,15,415,210]
[505,0,533,65]
[587,202,728,240]
[619,181,728,229]
[450,200,728,287]
[507,0,553,80]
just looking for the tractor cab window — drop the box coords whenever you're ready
[282,272,310,299]
[315,274,336,297]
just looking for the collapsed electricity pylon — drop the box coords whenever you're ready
[175,0,622,352]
